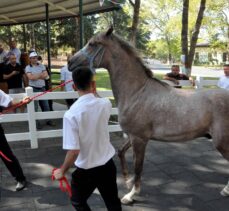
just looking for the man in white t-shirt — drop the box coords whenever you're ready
[218,64,229,90]
[53,67,122,211]
[60,64,75,108]
[0,90,30,191]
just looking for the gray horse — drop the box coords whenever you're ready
[68,27,229,204]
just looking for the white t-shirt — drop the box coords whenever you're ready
[218,75,229,90]
[0,90,12,107]
[60,65,74,91]
[63,93,115,169]
[25,64,46,88]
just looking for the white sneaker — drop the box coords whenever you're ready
[221,183,229,196]
[16,180,27,191]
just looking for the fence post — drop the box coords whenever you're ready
[195,76,203,90]
[26,87,38,149]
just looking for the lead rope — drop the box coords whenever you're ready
[0,80,73,116]
[0,150,12,162]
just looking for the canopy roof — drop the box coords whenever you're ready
[0,0,120,26]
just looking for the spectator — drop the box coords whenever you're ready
[3,53,28,94]
[37,56,53,111]
[60,56,75,108]
[163,64,194,88]
[25,52,55,128]
[7,41,21,64]
[217,64,229,91]
[0,43,8,93]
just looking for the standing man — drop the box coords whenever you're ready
[3,53,28,94]
[53,67,122,211]
[0,90,29,191]
[0,43,8,93]
[217,64,229,91]
[25,52,54,128]
[8,41,21,64]
[60,56,75,108]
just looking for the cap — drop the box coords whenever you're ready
[29,52,38,58]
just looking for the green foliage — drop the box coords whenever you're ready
[0,0,227,64]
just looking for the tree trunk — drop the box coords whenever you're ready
[181,0,206,76]
[166,35,172,64]
[129,0,141,47]
[7,26,12,45]
[181,0,189,75]
[187,0,206,74]
[227,23,229,62]
[75,17,80,53]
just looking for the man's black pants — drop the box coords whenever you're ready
[0,125,26,182]
[71,159,122,211]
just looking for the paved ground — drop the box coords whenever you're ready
[1,103,229,210]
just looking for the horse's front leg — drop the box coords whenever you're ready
[118,136,132,189]
[121,135,148,204]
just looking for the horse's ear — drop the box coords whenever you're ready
[106,26,113,37]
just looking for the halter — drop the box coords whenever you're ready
[80,45,105,74]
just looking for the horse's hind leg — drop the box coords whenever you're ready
[121,135,147,204]
[118,137,132,189]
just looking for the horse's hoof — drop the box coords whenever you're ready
[121,195,134,205]
[221,184,229,196]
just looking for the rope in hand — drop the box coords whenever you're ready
[51,168,72,197]
[0,80,73,116]
[0,150,12,162]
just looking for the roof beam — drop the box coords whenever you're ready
[37,0,77,16]
[0,15,17,23]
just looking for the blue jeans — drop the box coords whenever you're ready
[32,87,50,112]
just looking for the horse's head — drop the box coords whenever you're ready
[68,27,114,73]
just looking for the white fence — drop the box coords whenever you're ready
[1,76,219,149]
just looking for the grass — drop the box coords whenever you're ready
[50,70,112,91]
[50,70,220,91]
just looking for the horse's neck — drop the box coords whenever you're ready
[106,53,148,106]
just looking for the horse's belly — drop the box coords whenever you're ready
[152,125,208,142]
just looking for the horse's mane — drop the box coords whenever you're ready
[112,34,169,88]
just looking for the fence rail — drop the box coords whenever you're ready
[1,76,219,148]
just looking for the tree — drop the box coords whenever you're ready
[129,0,141,46]
[181,0,206,75]
[147,0,182,63]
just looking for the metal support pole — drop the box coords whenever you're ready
[79,0,84,48]
[22,24,27,52]
[45,3,51,72]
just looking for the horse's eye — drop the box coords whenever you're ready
[89,42,94,47]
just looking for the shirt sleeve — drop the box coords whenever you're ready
[40,64,46,71]
[217,78,222,88]
[25,65,31,73]
[63,113,80,150]
[0,90,12,107]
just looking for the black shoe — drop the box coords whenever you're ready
[16,180,27,191]
[46,120,55,126]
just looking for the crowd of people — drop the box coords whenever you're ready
[0,41,76,127]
